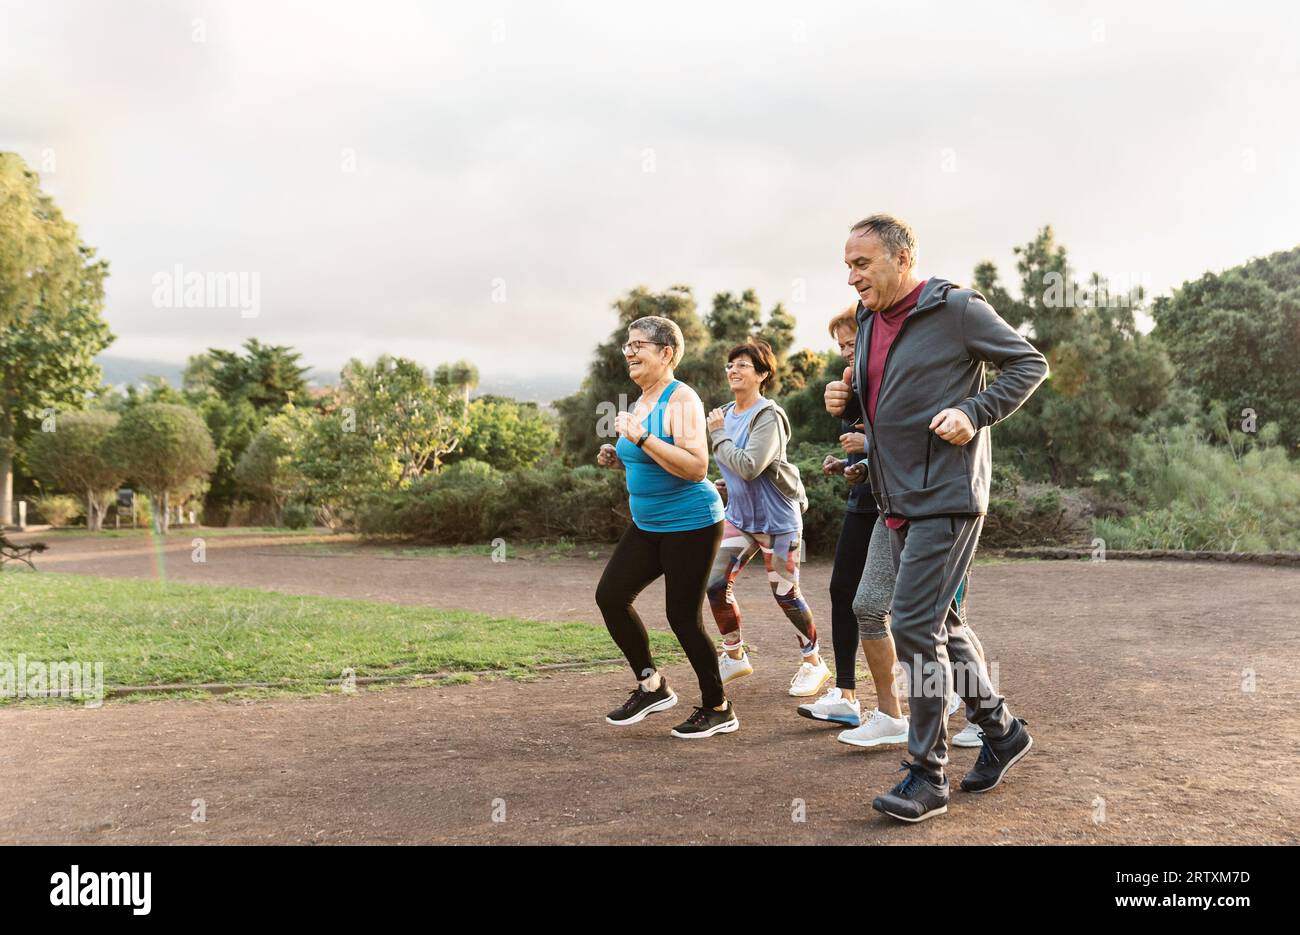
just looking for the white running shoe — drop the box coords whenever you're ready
[788,659,832,697]
[718,649,754,685]
[952,722,983,748]
[948,691,963,718]
[797,686,862,726]
[836,709,910,748]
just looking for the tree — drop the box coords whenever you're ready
[25,411,124,530]
[0,153,82,329]
[235,409,306,525]
[0,243,112,526]
[453,395,558,471]
[779,348,828,395]
[434,359,480,410]
[206,338,309,412]
[972,227,1172,485]
[1152,245,1300,454]
[344,355,467,483]
[108,403,217,534]
[178,339,309,520]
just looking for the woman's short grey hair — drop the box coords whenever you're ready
[849,214,917,270]
[628,316,685,366]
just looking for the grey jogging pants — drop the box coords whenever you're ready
[887,515,1015,780]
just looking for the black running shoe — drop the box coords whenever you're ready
[871,760,950,823]
[960,717,1033,793]
[605,679,677,726]
[669,701,739,739]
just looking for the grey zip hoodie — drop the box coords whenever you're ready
[840,278,1048,519]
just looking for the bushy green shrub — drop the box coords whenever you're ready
[358,461,630,544]
[1093,424,1300,551]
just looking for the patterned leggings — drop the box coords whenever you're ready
[705,520,818,656]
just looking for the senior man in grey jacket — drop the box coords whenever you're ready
[825,214,1049,822]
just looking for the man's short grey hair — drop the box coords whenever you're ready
[628,316,685,366]
[850,214,917,269]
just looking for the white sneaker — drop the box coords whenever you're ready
[948,691,963,718]
[836,709,910,748]
[718,649,754,685]
[952,722,983,748]
[797,686,862,726]
[788,659,832,697]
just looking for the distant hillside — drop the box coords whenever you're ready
[95,356,184,389]
[95,355,580,404]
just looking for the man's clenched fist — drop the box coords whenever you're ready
[929,408,976,445]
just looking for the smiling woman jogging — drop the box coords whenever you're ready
[704,339,826,697]
[594,316,737,739]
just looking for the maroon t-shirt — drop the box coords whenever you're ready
[865,280,926,529]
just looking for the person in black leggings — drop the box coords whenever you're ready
[594,315,735,740]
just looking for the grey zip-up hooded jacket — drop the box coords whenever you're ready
[840,278,1048,519]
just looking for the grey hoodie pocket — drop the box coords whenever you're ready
[922,432,934,488]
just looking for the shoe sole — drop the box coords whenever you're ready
[952,735,983,748]
[797,707,861,727]
[720,666,753,686]
[670,717,740,739]
[872,801,948,823]
[788,669,832,698]
[962,735,1034,792]
[836,730,909,748]
[604,691,678,726]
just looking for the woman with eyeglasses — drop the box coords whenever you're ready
[594,316,737,739]
[704,339,828,697]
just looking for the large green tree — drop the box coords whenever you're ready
[1151,245,1300,454]
[108,403,217,534]
[179,338,310,520]
[971,227,1173,485]
[235,409,307,525]
[195,338,310,411]
[343,355,467,483]
[25,411,124,530]
[0,153,82,329]
[0,244,112,526]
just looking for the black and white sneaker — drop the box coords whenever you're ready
[960,717,1033,793]
[605,679,678,726]
[669,701,739,739]
[871,760,950,823]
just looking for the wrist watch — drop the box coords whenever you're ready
[635,428,652,448]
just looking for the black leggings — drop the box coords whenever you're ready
[828,509,879,690]
[596,520,725,708]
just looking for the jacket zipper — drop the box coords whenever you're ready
[861,310,917,517]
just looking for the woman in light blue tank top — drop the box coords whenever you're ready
[594,316,737,739]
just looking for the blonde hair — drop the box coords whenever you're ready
[827,305,858,341]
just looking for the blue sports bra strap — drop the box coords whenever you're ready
[648,380,679,435]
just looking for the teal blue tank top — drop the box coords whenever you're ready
[615,380,724,532]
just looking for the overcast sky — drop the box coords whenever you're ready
[3,0,1297,392]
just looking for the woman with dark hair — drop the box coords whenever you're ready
[594,315,738,739]
[704,339,828,697]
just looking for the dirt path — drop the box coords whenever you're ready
[2,532,1298,844]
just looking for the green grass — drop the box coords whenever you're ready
[0,572,677,704]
